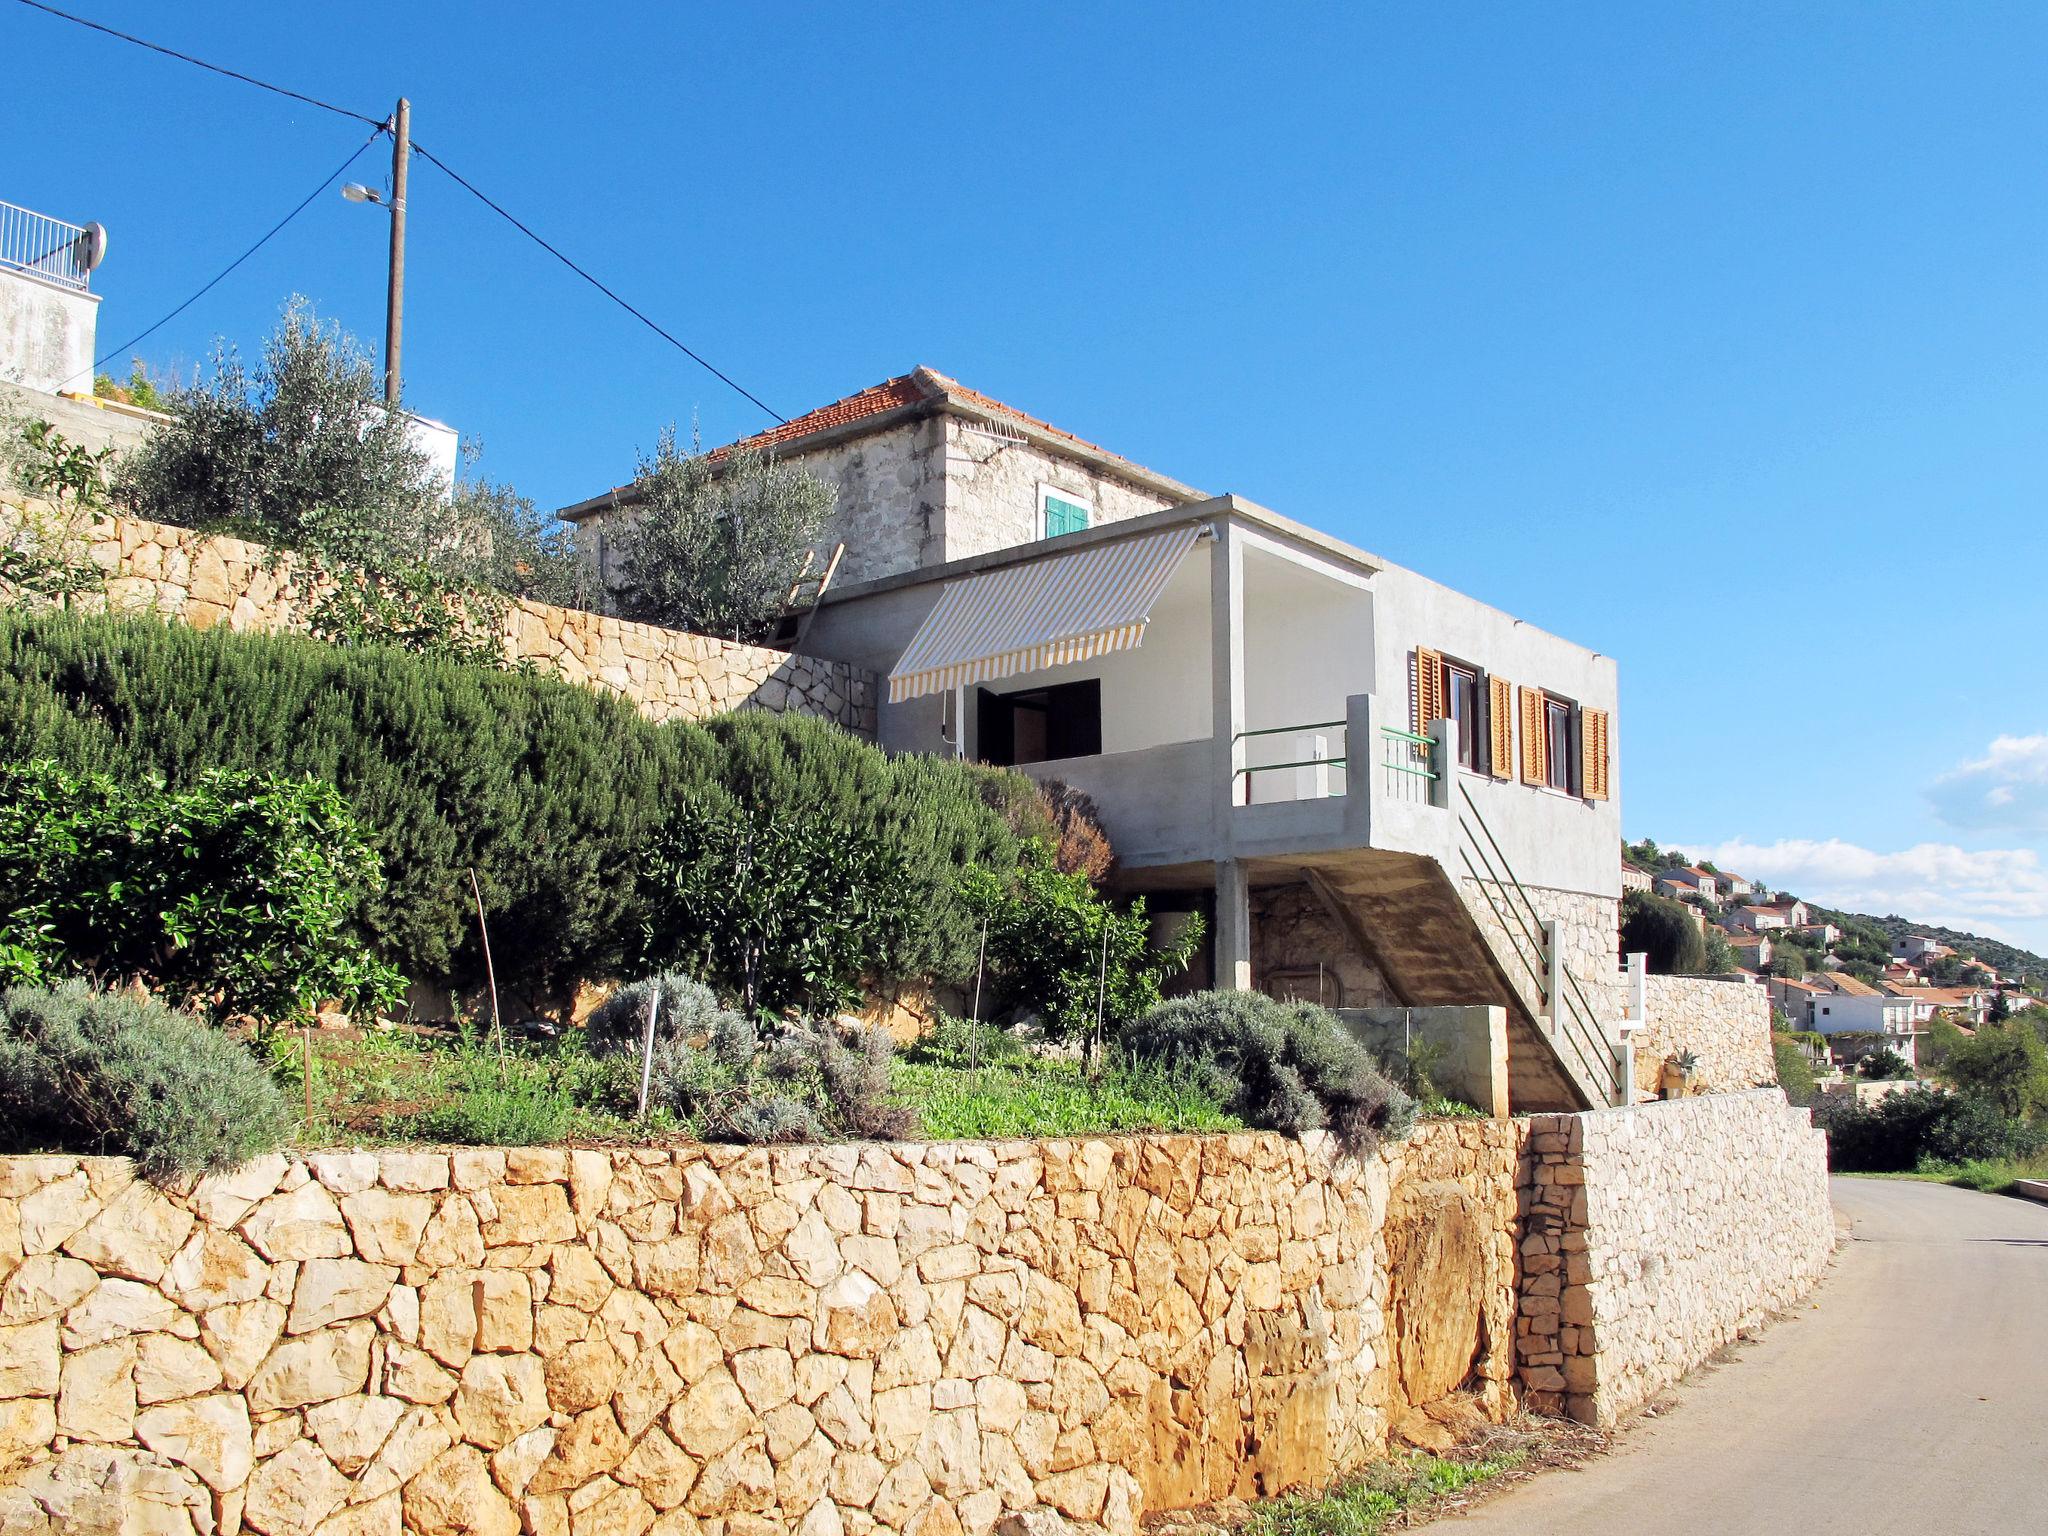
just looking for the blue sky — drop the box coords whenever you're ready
[9,2,2046,949]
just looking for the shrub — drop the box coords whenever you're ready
[1031,780,1115,883]
[0,759,402,1020]
[1772,1033,1818,1107]
[895,1050,1240,1140]
[702,710,1032,985]
[1620,891,1706,975]
[1816,1085,2044,1172]
[1122,990,1415,1153]
[593,973,910,1142]
[0,610,702,996]
[0,610,1039,1002]
[960,847,1202,1044]
[611,434,835,642]
[1859,1048,1914,1081]
[636,800,919,1016]
[0,981,289,1177]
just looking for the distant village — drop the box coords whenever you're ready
[1623,845,2046,1074]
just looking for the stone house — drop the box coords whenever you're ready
[559,367,1207,595]
[566,371,1634,1112]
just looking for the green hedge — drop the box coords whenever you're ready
[0,610,1037,1000]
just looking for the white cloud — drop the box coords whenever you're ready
[1670,835,2048,954]
[1929,735,2048,833]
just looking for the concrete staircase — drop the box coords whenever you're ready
[1287,845,1620,1112]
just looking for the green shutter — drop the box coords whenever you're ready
[1043,494,1090,537]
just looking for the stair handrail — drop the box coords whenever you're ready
[1457,784,1623,1102]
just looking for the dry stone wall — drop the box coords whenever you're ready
[1517,1090,1833,1425]
[0,1124,1525,1536]
[1632,976,1774,1096]
[1,507,877,736]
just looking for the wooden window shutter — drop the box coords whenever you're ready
[1583,708,1612,800]
[1488,675,1514,780]
[1413,647,1443,735]
[1518,687,1547,785]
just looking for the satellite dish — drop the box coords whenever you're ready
[70,222,107,274]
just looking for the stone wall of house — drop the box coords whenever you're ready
[937,420,1185,567]
[1251,884,1399,1010]
[0,1124,1526,1536]
[1,508,878,736]
[1459,880,1626,1024]
[1516,1090,1834,1426]
[1632,976,1774,1097]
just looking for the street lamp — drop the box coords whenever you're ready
[341,97,410,406]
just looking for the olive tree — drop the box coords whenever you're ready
[612,431,834,641]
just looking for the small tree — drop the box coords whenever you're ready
[1859,1048,1914,1082]
[120,298,457,569]
[1939,1023,2048,1119]
[1700,929,1735,973]
[1621,891,1706,975]
[612,433,834,641]
[1773,1032,1818,1107]
[959,846,1201,1045]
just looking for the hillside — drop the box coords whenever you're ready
[1624,839,2047,988]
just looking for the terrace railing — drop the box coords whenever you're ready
[1234,719,1347,804]
[1,200,94,291]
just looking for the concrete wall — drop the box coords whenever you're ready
[0,1124,1525,1536]
[2,509,878,736]
[1518,1090,1834,1425]
[1368,559,1621,902]
[0,379,162,459]
[1338,1007,1510,1118]
[0,273,99,397]
[1633,976,1775,1096]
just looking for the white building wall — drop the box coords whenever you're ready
[0,269,98,396]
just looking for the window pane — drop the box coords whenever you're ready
[1445,664,1480,770]
[1544,699,1572,791]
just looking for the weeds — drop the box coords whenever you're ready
[1244,1448,1528,1536]
[893,1052,1241,1140]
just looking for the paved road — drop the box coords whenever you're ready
[1450,1177,2048,1536]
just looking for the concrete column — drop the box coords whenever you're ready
[1428,714,1458,810]
[1343,691,1376,843]
[1215,857,1253,992]
[1208,521,1245,824]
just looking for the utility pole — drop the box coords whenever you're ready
[383,97,409,406]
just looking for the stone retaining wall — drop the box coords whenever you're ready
[0,1123,1524,1536]
[1633,975,1774,1096]
[0,1098,1833,1532]
[1517,1090,1833,1425]
[1,506,877,736]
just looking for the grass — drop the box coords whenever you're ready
[1840,1151,2048,1195]
[1416,1096,1486,1120]
[265,1024,644,1147]
[1242,1448,1528,1536]
[890,1055,1243,1140]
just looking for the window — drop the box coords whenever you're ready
[1543,694,1577,793]
[977,680,1102,766]
[1443,660,1483,772]
[1039,485,1092,539]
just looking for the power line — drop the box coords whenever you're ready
[11,0,383,126]
[409,143,787,424]
[13,0,788,422]
[64,126,387,393]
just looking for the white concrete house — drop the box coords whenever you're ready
[1726,900,1807,933]
[567,370,1630,1110]
[1717,873,1754,899]
[1808,992,1919,1067]
[1652,866,1719,902]
[1,198,103,397]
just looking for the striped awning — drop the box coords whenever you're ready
[888,522,1206,703]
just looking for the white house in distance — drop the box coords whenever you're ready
[1892,934,1950,963]
[1718,872,1754,899]
[1810,991,1920,1067]
[1726,899,1808,933]
[1653,866,1719,902]
[565,368,1630,1111]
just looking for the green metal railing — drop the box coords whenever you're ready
[1234,721,1347,804]
[1457,782,1626,1105]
